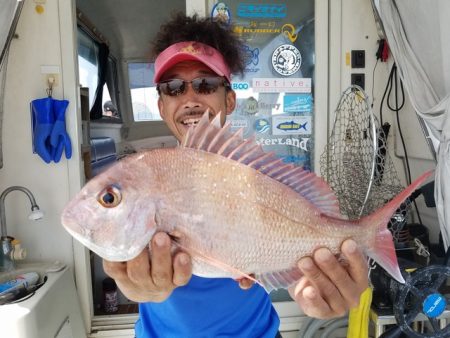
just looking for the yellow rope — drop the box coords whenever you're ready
[347,287,373,338]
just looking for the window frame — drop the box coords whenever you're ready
[77,26,122,124]
[127,61,162,122]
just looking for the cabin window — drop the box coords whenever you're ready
[77,27,121,121]
[128,62,162,122]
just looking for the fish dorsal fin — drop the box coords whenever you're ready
[181,112,342,218]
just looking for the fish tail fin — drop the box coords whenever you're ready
[362,171,433,284]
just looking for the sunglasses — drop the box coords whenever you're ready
[157,76,231,96]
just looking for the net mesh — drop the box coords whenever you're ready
[320,86,409,239]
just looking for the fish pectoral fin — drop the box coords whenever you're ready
[256,266,303,293]
[176,243,257,282]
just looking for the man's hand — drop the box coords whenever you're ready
[103,232,192,303]
[289,239,368,319]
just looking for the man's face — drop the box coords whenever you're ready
[157,61,236,142]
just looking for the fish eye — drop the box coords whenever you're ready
[97,185,122,208]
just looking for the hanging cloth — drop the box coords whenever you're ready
[374,0,450,248]
[89,43,109,120]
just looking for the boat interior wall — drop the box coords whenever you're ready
[1,0,78,268]
[76,0,185,60]
[0,1,24,169]
[336,0,437,240]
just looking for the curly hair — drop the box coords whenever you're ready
[151,12,246,77]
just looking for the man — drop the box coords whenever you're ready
[104,13,368,337]
[103,101,119,119]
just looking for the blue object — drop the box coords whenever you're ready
[50,99,72,163]
[423,293,446,318]
[31,97,55,163]
[0,272,39,295]
[135,276,280,337]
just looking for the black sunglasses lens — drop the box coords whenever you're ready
[160,79,185,96]
[192,77,222,94]
[158,77,227,96]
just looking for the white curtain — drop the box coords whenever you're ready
[374,0,450,248]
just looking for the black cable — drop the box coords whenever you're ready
[389,66,409,180]
[378,63,392,126]
[387,64,405,112]
[371,58,379,111]
[385,64,423,225]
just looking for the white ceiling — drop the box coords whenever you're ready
[76,0,186,60]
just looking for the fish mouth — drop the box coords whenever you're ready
[61,209,83,235]
[64,223,152,262]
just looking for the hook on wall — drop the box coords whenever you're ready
[46,76,54,97]
[40,65,60,98]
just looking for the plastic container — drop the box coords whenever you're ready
[102,277,119,313]
[0,272,39,296]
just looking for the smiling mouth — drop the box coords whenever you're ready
[181,116,202,127]
[179,110,211,127]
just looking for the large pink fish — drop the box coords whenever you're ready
[61,113,431,292]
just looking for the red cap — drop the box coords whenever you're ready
[153,41,231,83]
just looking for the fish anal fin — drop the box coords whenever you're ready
[256,266,303,293]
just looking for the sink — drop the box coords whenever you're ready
[0,261,55,285]
[0,261,85,338]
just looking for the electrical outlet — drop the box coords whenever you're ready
[351,50,365,68]
[351,73,365,89]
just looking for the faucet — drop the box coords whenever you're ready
[0,186,44,271]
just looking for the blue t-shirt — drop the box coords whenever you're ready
[135,275,280,338]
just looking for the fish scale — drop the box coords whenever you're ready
[61,112,432,292]
[154,149,328,268]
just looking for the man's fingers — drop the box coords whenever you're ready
[126,248,152,286]
[298,254,347,315]
[101,232,193,303]
[291,279,334,319]
[341,239,368,287]
[238,279,254,290]
[150,232,174,289]
[103,260,127,280]
[235,275,255,290]
[315,247,357,309]
[292,242,369,319]
[299,285,335,319]
[172,252,192,286]
[312,242,367,309]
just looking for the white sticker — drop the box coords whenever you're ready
[252,78,311,93]
[271,44,302,76]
